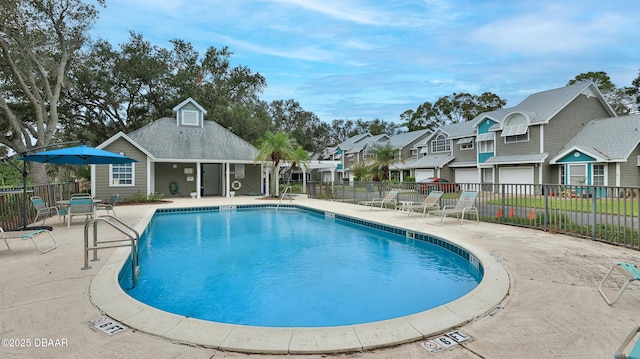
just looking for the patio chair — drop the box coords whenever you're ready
[96,194,119,216]
[29,196,63,225]
[357,189,400,209]
[64,196,96,228]
[426,190,479,224]
[0,227,57,254]
[599,262,640,306]
[395,190,443,216]
[614,325,640,359]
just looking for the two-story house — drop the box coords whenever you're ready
[474,81,616,191]
[550,114,640,190]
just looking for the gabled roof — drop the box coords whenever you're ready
[387,129,430,148]
[124,117,257,161]
[346,134,388,154]
[172,98,207,115]
[336,133,373,152]
[473,81,616,129]
[550,114,640,164]
[439,117,482,139]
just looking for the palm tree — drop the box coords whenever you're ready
[351,160,373,181]
[286,146,310,184]
[369,143,397,181]
[254,131,298,196]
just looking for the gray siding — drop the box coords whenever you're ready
[451,142,476,162]
[97,140,148,200]
[544,95,611,158]
[495,126,541,156]
[619,146,640,187]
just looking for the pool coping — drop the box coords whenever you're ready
[88,203,510,354]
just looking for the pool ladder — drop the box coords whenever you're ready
[276,186,292,210]
[81,215,140,288]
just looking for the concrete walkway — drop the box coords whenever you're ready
[1,195,639,358]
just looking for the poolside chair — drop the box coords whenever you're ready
[599,262,640,306]
[395,190,443,216]
[426,190,479,224]
[357,189,400,209]
[0,227,57,254]
[96,194,119,216]
[29,196,63,225]
[64,196,96,228]
[614,325,640,359]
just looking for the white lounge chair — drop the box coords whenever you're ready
[426,190,479,224]
[599,262,640,306]
[96,194,119,216]
[62,196,96,227]
[358,189,400,209]
[395,190,443,216]
[0,227,57,254]
[30,196,63,225]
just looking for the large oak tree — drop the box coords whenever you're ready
[0,0,103,184]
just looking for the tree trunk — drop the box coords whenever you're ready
[28,162,48,185]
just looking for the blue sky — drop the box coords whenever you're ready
[92,0,640,124]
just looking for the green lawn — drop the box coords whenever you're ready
[491,197,639,215]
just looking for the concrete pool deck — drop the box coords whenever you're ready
[1,195,639,358]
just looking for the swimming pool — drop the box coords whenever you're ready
[119,205,483,327]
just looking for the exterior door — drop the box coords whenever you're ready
[202,163,222,196]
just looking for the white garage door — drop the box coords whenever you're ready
[499,167,534,193]
[415,169,435,182]
[454,168,478,190]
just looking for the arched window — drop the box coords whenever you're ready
[501,113,529,143]
[431,134,451,153]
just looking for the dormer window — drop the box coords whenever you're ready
[173,98,207,128]
[181,110,200,126]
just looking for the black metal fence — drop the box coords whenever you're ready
[0,182,79,230]
[305,181,640,250]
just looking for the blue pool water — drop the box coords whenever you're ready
[121,206,482,327]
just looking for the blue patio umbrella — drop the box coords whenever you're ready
[21,144,138,165]
[14,144,137,230]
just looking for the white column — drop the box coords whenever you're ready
[225,162,231,197]
[196,162,201,198]
[302,168,307,193]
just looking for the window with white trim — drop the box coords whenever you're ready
[593,164,605,186]
[560,165,566,184]
[181,109,199,126]
[502,113,529,143]
[457,137,474,150]
[482,168,493,182]
[431,134,450,153]
[110,162,135,186]
[477,132,494,153]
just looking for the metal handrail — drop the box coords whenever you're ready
[276,186,292,210]
[81,215,140,288]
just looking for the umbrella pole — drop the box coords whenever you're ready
[22,158,27,230]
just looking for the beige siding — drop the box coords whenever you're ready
[96,140,148,200]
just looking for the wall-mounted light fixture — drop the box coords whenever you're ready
[172,164,178,169]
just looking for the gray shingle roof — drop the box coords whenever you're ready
[552,114,640,162]
[403,154,455,169]
[484,153,548,165]
[387,129,430,148]
[127,117,257,161]
[474,81,615,128]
